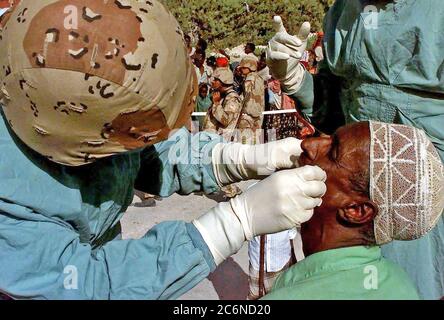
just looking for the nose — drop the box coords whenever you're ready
[301,136,332,161]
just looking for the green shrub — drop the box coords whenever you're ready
[160,0,332,49]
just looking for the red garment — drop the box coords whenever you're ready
[216,57,229,68]
[0,0,10,9]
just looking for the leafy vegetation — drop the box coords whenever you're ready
[160,0,334,49]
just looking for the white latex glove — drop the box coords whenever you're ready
[193,165,327,265]
[212,138,303,186]
[266,16,311,95]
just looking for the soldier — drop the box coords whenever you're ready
[238,56,266,145]
[204,68,243,198]
[204,67,242,141]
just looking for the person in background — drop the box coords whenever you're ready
[197,37,208,53]
[184,34,195,56]
[204,68,243,198]
[192,49,212,84]
[263,79,298,141]
[194,83,212,131]
[206,55,217,79]
[237,56,265,145]
[248,228,298,300]
[244,42,257,59]
[217,57,230,69]
[257,52,271,83]
[248,77,302,300]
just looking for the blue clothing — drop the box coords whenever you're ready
[293,0,444,299]
[0,111,222,300]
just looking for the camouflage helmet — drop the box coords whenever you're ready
[212,67,234,86]
[239,56,258,72]
[0,0,197,166]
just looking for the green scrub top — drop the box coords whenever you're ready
[292,0,444,299]
[0,109,222,300]
[263,246,420,300]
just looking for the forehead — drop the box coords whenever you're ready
[335,122,370,146]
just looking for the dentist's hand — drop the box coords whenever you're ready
[212,138,303,186]
[266,16,311,95]
[193,165,327,265]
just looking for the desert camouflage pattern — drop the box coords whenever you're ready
[0,0,197,166]
[238,72,265,144]
[204,88,242,141]
[239,55,258,72]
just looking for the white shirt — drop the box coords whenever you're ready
[194,65,212,85]
[248,229,298,272]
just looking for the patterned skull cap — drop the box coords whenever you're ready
[0,0,197,166]
[369,121,444,245]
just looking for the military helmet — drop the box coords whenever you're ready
[0,0,197,166]
[239,56,258,72]
[212,67,234,86]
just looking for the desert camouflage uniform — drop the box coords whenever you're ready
[203,88,243,198]
[204,88,242,142]
[238,72,265,145]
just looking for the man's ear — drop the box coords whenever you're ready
[338,201,378,225]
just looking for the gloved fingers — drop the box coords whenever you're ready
[271,41,302,59]
[273,15,286,33]
[272,16,303,48]
[279,137,303,156]
[300,180,327,198]
[266,45,290,61]
[272,138,303,169]
[284,208,314,226]
[297,196,323,210]
[297,21,311,41]
[296,165,327,182]
[273,32,303,49]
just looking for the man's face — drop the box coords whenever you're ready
[245,45,253,54]
[211,79,223,91]
[240,67,251,76]
[298,122,372,254]
[298,122,371,213]
[193,53,205,68]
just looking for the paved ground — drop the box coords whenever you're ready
[121,182,253,300]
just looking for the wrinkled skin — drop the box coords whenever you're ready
[298,122,377,256]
